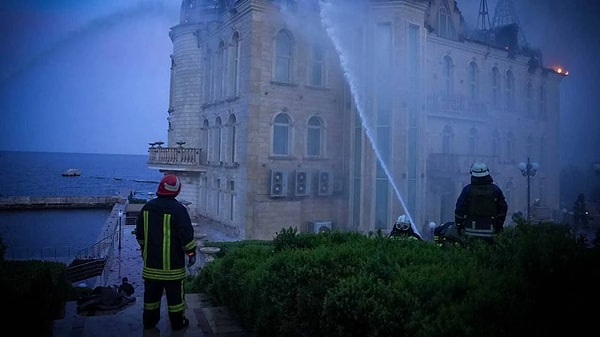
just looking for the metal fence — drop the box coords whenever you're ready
[4,246,76,264]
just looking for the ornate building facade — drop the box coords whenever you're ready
[148,0,565,240]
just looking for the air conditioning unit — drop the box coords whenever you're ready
[294,170,310,197]
[316,170,333,196]
[307,221,333,234]
[269,170,288,197]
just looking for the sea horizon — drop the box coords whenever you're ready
[0,150,163,197]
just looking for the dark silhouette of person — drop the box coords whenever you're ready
[572,193,588,227]
[455,162,508,243]
[135,174,197,331]
[118,277,135,297]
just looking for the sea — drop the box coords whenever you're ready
[0,151,163,260]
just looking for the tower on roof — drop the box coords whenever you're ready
[492,0,528,47]
[476,0,492,31]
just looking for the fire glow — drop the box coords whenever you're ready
[555,67,569,76]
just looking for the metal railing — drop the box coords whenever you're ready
[148,147,203,167]
[426,93,488,117]
[74,232,117,260]
[4,246,75,263]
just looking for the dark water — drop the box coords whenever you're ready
[0,151,162,260]
[0,151,162,197]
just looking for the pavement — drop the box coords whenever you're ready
[52,208,249,337]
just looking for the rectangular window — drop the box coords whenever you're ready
[374,22,392,230]
[309,44,324,87]
[229,180,234,222]
[307,128,321,156]
[275,58,290,82]
[273,125,289,155]
[216,178,221,218]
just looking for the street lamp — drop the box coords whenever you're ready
[518,158,539,221]
[118,210,123,250]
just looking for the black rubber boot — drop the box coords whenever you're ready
[170,313,189,331]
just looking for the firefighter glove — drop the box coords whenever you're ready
[187,252,197,267]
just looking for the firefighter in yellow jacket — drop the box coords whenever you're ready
[136,174,197,331]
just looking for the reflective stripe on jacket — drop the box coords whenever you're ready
[135,196,196,281]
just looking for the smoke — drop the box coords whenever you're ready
[319,0,420,233]
[459,0,600,168]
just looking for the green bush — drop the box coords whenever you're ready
[192,223,600,337]
[0,259,72,335]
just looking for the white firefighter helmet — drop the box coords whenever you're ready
[395,215,410,231]
[470,162,490,177]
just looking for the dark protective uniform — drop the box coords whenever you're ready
[455,174,508,242]
[389,225,423,241]
[136,195,196,330]
[433,221,464,247]
[572,193,588,226]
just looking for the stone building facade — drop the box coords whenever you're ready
[148,0,565,240]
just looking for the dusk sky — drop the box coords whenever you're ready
[0,0,598,169]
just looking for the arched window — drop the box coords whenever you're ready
[230,32,241,96]
[216,41,226,99]
[306,116,323,156]
[468,61,479,100]
[201,119,210,163]
[505,70,515,110]
[274,30,293,82]
[505,181,515,214]
[273,112,291,155]
[228,114,237,164]
[492,129,501,158]
[215,117,222,163]
[506,132,515,162]
[438,7,450,38]
[443,55,453,96]
[468,128,478,154]
[442,125,453,154]
[538,85,547,119]
[204,48,213,101]
[526,81,534,117]
[491,67,500,109]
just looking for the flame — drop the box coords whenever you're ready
[554,67,569,76]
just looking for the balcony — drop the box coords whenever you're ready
[427,93,488,118]
[147,147,207,172]
[427,153,497,178]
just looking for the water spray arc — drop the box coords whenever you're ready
[319,1,420,236]
[1,1,175,88]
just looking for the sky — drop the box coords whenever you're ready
[0,0,179,155]
[0,0,598,168]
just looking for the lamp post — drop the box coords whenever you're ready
[118,210,123,250]
[518,158,539,221]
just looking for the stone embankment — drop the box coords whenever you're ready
[0,196,122,210]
